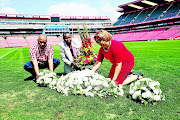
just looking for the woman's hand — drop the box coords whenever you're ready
[92,61,102,72]
[109,79,118,86]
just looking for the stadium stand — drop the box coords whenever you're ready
[145,4,169,22]
[0,37,8,48]
[26,36,39,46]
[127,30,150,41]
[133,9,154,23]
[0,0,180,47]
[153,27,180,40]
[112,33,124,39]
[6,36,28,47]
[117,31,136,41]
[121,11,141,25]
[0,13,111,47]
[113,14,128,26]
[47,36,61,45]
[106,0,180,42]
[138,28,166,41]
[114,0,180,26]
[162,2,180,19]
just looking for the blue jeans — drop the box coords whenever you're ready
[24,58,60,76]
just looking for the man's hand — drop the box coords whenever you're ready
[71,61,75,66]
[32,60,40,77]
[71,62,80,70]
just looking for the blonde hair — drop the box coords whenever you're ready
[94,30,112,42]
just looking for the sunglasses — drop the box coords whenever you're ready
[39,41,47,45]
[96,38,103,44]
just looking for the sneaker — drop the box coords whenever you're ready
[137,73,143,80]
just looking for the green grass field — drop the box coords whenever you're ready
[0,40,179,119]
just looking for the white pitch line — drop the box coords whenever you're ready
[0,48,18,60]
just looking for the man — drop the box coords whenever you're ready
[24,34,60,81]
[60,33,82,74]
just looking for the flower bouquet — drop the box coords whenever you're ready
[56,69,124,97]
[36,70,58,89]
[129,78,165,105]
[74,25,97,70]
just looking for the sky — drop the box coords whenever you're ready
[0,0,135,21]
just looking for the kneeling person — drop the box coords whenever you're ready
[60,33,81,74]
[24,34,60,81]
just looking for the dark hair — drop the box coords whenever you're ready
[63,32,71,40]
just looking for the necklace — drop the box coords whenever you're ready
[103,41,111,52]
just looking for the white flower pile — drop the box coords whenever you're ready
[36,69,124,97]
[56,69,124,97]
[36,70,58,89]
[129,78,165,105]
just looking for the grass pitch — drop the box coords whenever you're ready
[0,40,179,119]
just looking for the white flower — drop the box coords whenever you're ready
[142,92,148,98]
[102,81,109,88]
[135,80,140,86]
[94,86,101,91]
[153,95,161,101]
[146,90,153,99]
[129,78,164,104]
[130,88,135,95]
[38,76,45,80]
[132,90,141,99]
[141,86,148,91]
[84,81,90,87]
[38,72,43,76]
[153,89,160,95]
[48,72,56,77]
[149,81,160,90]
[86,86,92,91]
[43,70,49,73]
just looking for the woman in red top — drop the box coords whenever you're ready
[92,30,143,85]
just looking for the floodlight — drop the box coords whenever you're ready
[141,0,158,6]
[164,0,174,2]
[128,4,143,9]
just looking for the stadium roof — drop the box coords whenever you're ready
[117,0,180,12]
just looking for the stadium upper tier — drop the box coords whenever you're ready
[114,0,180,26]
[112,26,180,41]
[0,13,112,30]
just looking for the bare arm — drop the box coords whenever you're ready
[32,60,39,77]
[48,58,53,71]
[92,61,102,72]
[112,62,122,81]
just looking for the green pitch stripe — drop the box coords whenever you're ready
[0,48,18,60]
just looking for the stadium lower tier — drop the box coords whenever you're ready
[0,29,180,48]
[0,34,95,48]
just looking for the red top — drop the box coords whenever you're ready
[29,43,54,64]
[97,40,134,65]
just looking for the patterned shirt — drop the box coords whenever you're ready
[29,43,54,65]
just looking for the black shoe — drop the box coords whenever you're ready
[137,73,143,80]
[24,75,36,81]
[33,77,37,83]
[129,72,136,75]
